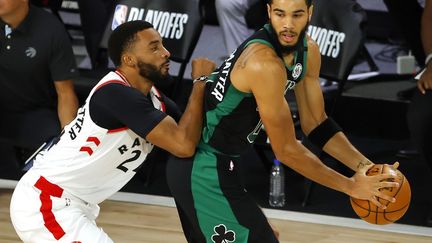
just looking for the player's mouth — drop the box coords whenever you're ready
[162,61,170,71]
[280,32,296,44]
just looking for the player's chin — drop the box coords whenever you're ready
[158,70,171,81]
[160,68,169,76]
[281,39,297,47]
[161,64,170,74]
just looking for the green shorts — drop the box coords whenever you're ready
[166,148,278,243]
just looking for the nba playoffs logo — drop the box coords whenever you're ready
[292,63,302,80]
[112,4,128,30]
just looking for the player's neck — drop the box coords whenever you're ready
[132,78,153,96]
[1,4,29,29]
[118,67,153,95]
[282,52,295,66]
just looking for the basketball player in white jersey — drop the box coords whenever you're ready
[9,20,216,243]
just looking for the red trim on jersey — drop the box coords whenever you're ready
[34,176,66,240]
[152,87,166,112]
[107,127,128,133]
[115,70,131,86]
[94,70,131,91]
[79,146,93,155]
[86,136,100,146]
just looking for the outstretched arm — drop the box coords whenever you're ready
[294,39,373,171]
[146,58,216,157]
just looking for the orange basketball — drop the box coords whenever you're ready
[350,164,411,225]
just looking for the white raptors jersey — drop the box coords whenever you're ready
[30,71,165,204]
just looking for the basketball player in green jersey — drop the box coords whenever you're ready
[167,0,400,242]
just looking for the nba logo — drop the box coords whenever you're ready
[112,4,128,30]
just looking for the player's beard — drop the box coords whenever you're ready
[137,60,169,84]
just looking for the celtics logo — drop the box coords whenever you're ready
[292,63,302,80]
[212,224,236,243]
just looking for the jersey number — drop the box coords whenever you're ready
[117,150,142,172]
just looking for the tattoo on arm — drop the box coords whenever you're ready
[357,159,372,169]
[237,45,272,69]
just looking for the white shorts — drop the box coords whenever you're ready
[10,171,113,243]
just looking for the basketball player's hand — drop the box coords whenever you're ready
[390,161,400,170]
[350,163,399,209]
[191,57,216,80]
[418,65,432,94]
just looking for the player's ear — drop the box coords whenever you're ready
[267,3,271,19]
[308,5,313,22]
[122,54,136,67]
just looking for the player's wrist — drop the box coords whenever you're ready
[344,176,356,197]
[193,75,208,84]
[425,53,432,67]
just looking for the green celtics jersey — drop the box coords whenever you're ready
[201,24,308,156]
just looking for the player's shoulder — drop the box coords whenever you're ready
[91,82,153,113]
[239,43,285,74]
[95,81,136,97]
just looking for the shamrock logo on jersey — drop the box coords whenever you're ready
[211,224,235,243]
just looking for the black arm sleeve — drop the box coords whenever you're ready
[89,83,167,138]
[161,93,182,122]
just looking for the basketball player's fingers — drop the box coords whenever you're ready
[383,163,391,174]
[374,174,399,184]
[382,163,398,177]
[426,79,432,90]
[391,161,400,170]
[375,191,396,204]
[417,80,426,94]
[369,196,386,209]
[378,181,399,190]
[357,162,374,174]
[191,57,216,78]
[423,78,430,89]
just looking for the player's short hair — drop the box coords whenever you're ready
[108,20,154,66]
[267,0,312,7]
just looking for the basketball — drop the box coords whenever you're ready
[350,164,411,225]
